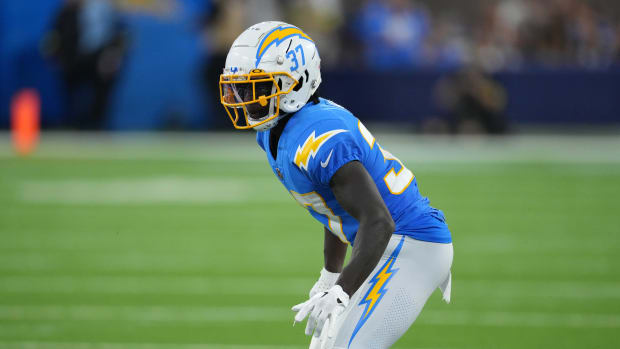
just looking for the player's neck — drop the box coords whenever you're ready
[269,113,292,160]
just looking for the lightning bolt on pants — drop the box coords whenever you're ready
[316,235,453,349]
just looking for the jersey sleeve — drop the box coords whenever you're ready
[292,119,364,186]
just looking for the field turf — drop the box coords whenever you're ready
[0,133,619,349]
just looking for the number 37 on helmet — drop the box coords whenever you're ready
[219,21,322,131]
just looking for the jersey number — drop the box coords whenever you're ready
[286,44,305,72]
[290,190,348,244]
[379,146,414,194]
[358,121,414,195]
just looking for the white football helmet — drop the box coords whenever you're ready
[219,21,321,131]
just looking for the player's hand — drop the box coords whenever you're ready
[309,268,341,298]
[292,284,349,337]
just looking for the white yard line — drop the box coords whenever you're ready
[0,342,460,349]
[421,310,620,328]
[0,275,310,296]
[0,305,289,322]
[0,305,618,329]
[1,275,620,300]
[0,342,306,349]
[17,178,287,205]
[1,133,619,164]
[0,248,615,276]
[2,233,616,254]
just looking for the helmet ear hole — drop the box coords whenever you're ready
[292,76,304,92]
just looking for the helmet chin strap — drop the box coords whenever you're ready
[254,84,281,130]
[252,83,301,130]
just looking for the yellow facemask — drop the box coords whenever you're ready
[219,69,298,130]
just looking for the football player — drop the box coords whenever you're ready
[219,21,453,349]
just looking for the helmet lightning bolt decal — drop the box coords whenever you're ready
[256,26,313,66]
[294,129,347,171]
[348,235,405,348]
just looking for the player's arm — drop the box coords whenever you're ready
[292,160,393,335]
[330,160,395,296]
[323,226,347,273]
[306,228,348,299]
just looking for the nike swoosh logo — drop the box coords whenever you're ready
[320,150,334,168]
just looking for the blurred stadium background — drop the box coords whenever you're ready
[1,0,619,348]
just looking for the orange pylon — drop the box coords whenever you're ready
[11,89,40,156]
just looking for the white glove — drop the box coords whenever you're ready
[292,284,349,338]
[309,268,341,298]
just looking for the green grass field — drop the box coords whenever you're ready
[1,133,619,349]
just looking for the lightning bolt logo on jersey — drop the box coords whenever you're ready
[256,97,451,246]
[294,130,347,170]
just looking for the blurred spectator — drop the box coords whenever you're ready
[287,0,345,67]
[4,0,620,131]
[477,0,619,71]
[353,0,432,69]
[43,0,126,129]
[201,0,620,74]
[341,0,620,72]
[426,13,472,69]
[433,67,509,134]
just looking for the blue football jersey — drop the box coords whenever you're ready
[257,98,451,245]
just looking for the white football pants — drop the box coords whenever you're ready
[311,234,453,349]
